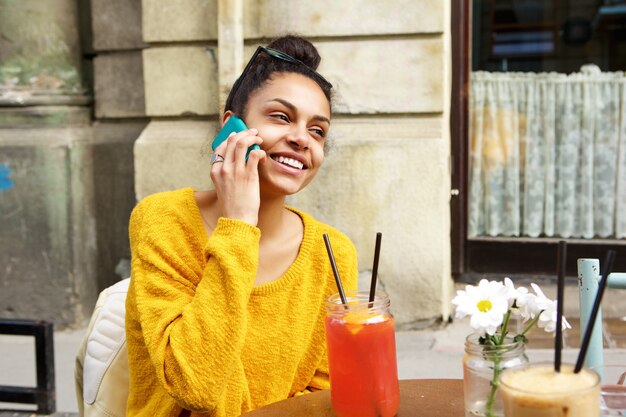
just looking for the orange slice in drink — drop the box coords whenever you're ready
[342,311,386,335]
[343,311,368,334]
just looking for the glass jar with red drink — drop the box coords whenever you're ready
[325,290,400,417]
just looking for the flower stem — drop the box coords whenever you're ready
[499,310,512,343]
[484,308,512,417]
[484,352,502,417]
[519,313,543,337]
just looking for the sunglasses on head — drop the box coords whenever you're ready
[225,46,333,111]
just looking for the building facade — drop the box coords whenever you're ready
[0,0,453,328]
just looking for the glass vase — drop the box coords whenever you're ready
[463,334,528,417]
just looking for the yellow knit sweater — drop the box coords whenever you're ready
[125,188,358,417]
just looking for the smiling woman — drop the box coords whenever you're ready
[124,35,359,417]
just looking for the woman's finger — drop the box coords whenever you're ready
[245,149,267,173]
[212,132,231,157]
[231,129,261,168]
[210,132,233,178]
[222,131,240,164]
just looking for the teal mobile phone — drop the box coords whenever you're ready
[212,115,260,161]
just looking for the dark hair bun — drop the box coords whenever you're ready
[224,34,331,114]
[267,35,321,70]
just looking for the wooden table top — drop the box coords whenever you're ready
[241,379,464,417]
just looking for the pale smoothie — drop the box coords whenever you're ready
[500,363,600,417]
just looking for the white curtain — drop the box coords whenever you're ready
[469,65,626,239]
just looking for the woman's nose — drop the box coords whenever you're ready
[287,125,309,150]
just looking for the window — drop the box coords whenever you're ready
[451,0,626,281]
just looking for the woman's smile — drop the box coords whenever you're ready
[268,151,308,172]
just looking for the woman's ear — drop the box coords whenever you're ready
[221,111,235,128]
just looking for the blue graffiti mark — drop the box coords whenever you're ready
[0,163,14,192]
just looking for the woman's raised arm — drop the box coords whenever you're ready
[128,199,260,413]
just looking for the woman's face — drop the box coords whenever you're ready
[232,72,331,197]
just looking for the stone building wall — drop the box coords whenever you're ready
[133,0,453,327]
[0,0,96,326]
[89,0,149,293]
[0,0,147,327]
[0,0,453,328]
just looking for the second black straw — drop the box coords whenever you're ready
[369,232,382,303]
[554,240,566,372]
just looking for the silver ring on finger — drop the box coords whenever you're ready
[210,153,225,165]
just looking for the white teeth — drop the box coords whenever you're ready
[274,156,304,170]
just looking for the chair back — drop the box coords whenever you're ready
[577,259,626,369]
[75,278,130,417]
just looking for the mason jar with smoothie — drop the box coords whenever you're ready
[499,362,600,417]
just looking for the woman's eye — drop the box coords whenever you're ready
[310,128,326,138]
[271,113,289,122]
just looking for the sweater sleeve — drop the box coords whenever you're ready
[129,200,260,414]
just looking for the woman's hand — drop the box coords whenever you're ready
[210,129,266,226]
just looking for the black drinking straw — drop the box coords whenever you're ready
[369,232,383,304]
[574,249,616,373]
[555,240,567,372]
[323,233,347,305]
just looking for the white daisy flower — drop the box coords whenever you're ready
[527,283,572,333]
[452,279,509,336]
[503,277,529,312]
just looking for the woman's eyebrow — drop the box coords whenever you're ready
[268,98,330,125]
